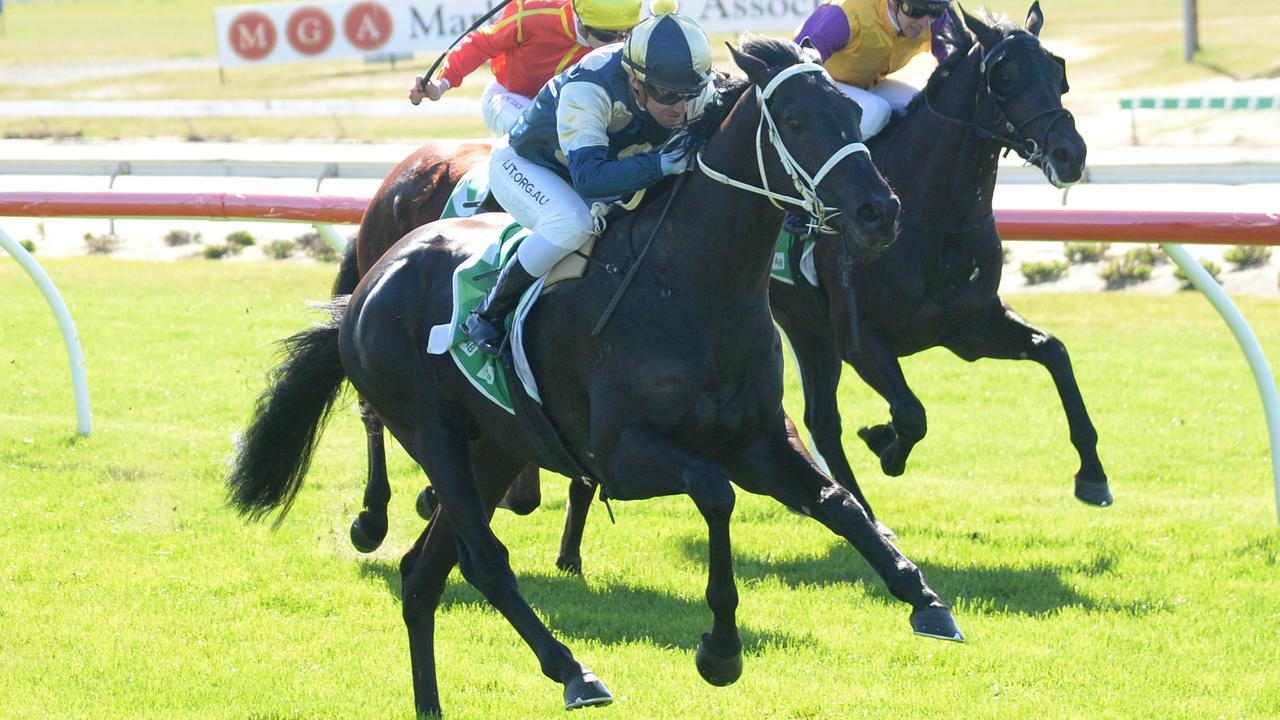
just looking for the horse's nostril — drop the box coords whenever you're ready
[855,203,882,227]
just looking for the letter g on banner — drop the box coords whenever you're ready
[288,7,336,55]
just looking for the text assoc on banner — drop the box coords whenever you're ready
[687,0,821,29]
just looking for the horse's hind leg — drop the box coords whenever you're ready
[399,503,457,717]
[350,397,392,553]
[605,425,742,686]
[945,298,1111,506]
[398,420,610,712]
[729,414,963,642]
[555,478,596,575]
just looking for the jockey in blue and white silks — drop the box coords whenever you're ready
[463,0,717,356]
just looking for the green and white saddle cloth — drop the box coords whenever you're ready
[770,229,819,287]
[440,164,490,220]
[425,222,544,414]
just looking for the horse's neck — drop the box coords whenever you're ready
[886,54,1003,223]
[652,101,781,304]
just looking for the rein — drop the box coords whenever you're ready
[590,172,688,337]
[695,63,870,233]
[921,33,1072,165]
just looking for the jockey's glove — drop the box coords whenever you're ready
[658,131,693,175]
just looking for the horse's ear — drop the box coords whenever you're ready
[728,42,769,86]
[939,6,973,59]
[960,6,1003,50]
[798,36,822,64]
[1025,1,1044,36]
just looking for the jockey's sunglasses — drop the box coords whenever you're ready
[644,82,701,105]
[583,25,626,43]
[899,0,947,18]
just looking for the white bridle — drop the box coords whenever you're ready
[695,62,871,231]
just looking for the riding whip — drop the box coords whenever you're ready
[415,0,517,94]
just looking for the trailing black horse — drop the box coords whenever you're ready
[770,3,1106,531]
[229,38,962,717]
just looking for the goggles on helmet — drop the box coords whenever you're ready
[644,82,702,106]
[899,0,948,19]
[583,24,626,43]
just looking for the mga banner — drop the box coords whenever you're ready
[214,0,819,68]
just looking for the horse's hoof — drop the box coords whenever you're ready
[874,519,896,538]
[563,671,613,710]
[910,607,965,643]
[695,633,743,687]
[857,424,897,457]
[416,487,439,520]
[556,555,583,576]
[1075,478,1113,507]
[498,490,541,516]
[349,513,387,554]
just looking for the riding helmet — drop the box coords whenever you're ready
[572,0,643,31]
[621,0,713,93]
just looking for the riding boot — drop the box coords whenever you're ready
[782,210,818,238]
[462,256,539,356]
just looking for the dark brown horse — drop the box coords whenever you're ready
[230,39,961,717]
[337,3,1105,563]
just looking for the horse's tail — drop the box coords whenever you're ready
[331,239,360,297]
[228,298,349,525]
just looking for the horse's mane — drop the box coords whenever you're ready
[684,35,809,149]
[886,8,1020,131]
[631,36,804,210]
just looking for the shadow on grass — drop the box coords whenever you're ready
[357,559,812,654]
[676,534,1168,618]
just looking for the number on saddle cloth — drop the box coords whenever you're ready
[771,228,819,287]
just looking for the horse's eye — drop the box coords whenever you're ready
[785,118,803,131]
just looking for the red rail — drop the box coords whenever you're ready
[0,191,367,225]
[1,191,1278,245]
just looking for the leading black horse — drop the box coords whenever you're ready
[228,39,961,717]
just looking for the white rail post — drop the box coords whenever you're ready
[0,226,93,436]
[315,224,348,253]
[1163,242,1280,522]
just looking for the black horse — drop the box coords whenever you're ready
[769,3,1106,530]
[229,39,962,717]
[331,3,1106,561]
[547,4,1105,567]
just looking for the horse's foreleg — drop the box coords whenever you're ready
[845,331,927,478]
[556,478,596,575]
[350,397,392,553]
[398,420,609,711]
[780,321,884,527]
[729,414,962,642]
[605,424,743,686]
[946,299,1111,507]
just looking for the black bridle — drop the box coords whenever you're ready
[922,32,1073,167]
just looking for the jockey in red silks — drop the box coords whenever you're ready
[410,0,644,136]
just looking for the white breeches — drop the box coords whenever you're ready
[488,142,595,275]
[481,80,535,137]
[834,78,921,139]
